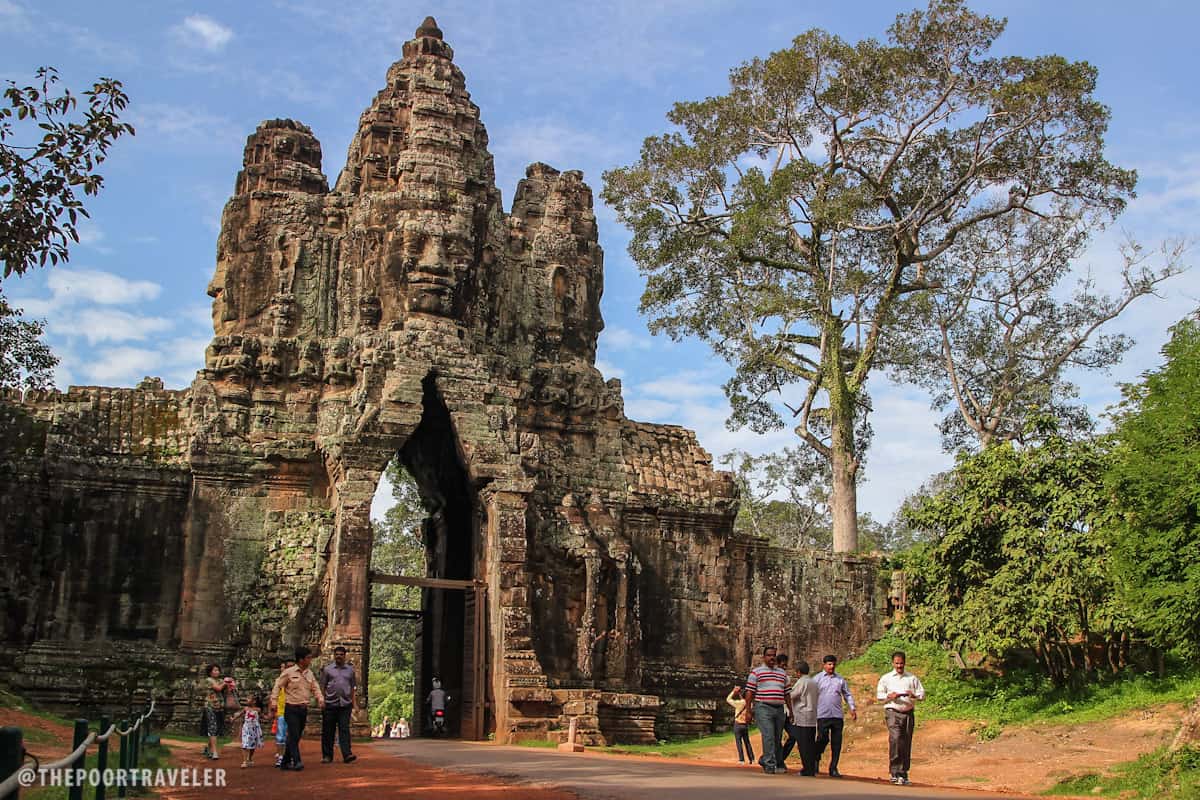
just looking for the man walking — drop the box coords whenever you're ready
[319,645,359,764]
[775,654,792,772]
[744,645,789,774]
[786,660,819,776]
[876,650,925,785]
[813,654,856,777]
[270,646,324,770]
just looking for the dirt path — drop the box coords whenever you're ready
[2,693,1183,798]
[689,673,1184,794]
[157,737,577,800]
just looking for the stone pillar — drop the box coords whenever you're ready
[577,552,599,680]
[605,551,630,687]
[323,463,378,735]
[484,486,549,742]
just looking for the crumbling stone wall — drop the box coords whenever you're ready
[0,17,886,743]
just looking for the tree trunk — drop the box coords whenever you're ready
[828,378,859,553]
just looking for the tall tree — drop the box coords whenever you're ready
[602,0,1134,550]
[1,66,134,277]
[1105,315,1200,662]
[0,288,56,390]
[890,216,1186,450]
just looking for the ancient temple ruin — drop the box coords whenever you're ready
[0,18,884,743]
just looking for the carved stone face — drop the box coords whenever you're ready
[207,246,235,331]
[397,217,473,319]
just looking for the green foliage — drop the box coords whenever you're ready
[1046,747,1200,798]
[842,635,1200,731]
[899,435,1129,684]
[1,67,135,277]
[368,667,414,727]
[0,287,56,389]
[368,460,425,726]
[1106,316,1200,662]
[601,0,1133,550]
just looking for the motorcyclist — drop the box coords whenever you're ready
[426,678,449,735]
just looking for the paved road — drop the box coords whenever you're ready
[376,739,1022,800]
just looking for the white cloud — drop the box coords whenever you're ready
[856,384,953,520]
[56,333,208,390]
[639,370,723,401]
[171,15,233,52]
[80,346,162,385]
[45,269,161,307]
[600,326,653,351]
[0,0,28,26]
[52,308,173,344]
[131,103,244,152]
[595,358,625,380]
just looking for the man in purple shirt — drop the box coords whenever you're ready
[319,646,358,764]
[813,654,856,777]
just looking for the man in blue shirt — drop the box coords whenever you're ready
[813,654,857,777]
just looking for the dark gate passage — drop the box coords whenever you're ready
[370,574,487,740]
[369,374,489,740]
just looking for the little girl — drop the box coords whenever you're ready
[235,694,264,767]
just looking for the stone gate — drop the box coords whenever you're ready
[0,18,886,743]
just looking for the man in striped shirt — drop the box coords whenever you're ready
[744,645,789,774]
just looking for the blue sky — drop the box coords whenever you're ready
[3,0,1198,523]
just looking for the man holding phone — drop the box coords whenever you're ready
[876,650,926,785]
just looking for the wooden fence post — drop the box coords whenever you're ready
[68,719,87,800]
[95,715,110,800]
[116,721,128,800]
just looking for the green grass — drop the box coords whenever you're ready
[599,728,746,757]
[840,634,1200,731]
[514,737,560,748]
[24,740,171,799]
[1044,746,1200,799]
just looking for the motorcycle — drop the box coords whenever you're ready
[431,707,447,737]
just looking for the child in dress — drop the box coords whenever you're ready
[236,694,264,767]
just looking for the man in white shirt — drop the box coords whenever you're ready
[875,650,926,786]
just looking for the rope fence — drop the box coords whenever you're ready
[0,698,156,800]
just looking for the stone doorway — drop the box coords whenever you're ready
[366,374,491,740]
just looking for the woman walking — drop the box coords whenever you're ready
[726,684,755,765]
[201,664,230,760]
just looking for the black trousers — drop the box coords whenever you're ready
[322,705,353,760]
[815,716,845,771]
[781,721,817,773]
[792,725,817,774]
[283,704,308,767]
[732,722,754,762]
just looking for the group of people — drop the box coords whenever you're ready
[374,717,410,738]
[730,646,925,786]
[199,645,360,771]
